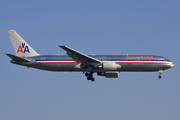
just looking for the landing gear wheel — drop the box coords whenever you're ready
[85,72,89,76]
[87,77,91,80]
[91,78,95,82]
[158,70,163,79]
[85,72,95,82]
[158,75,162,79]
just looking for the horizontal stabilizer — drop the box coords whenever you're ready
[6,53,31,62]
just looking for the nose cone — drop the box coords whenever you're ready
[170,63,174,67]
[171,62,174,67]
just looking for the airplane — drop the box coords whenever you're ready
[6,30,174,82]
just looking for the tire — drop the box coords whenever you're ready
[91,78,95,82]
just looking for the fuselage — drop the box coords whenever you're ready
[11,55,174,72]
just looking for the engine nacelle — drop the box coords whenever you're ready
[97,71,119,78]
[99,62,121,71]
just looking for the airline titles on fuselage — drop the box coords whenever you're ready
[126,56,153,60]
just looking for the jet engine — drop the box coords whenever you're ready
[96,62,121,71]
[97,71,119,78]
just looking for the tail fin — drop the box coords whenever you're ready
[7,30,40,57]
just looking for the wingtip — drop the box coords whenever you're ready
[59,45,65,48]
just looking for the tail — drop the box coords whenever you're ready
[7,30,40,58]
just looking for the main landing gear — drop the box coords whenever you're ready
[85,72,95,82]
[158,70,163,79]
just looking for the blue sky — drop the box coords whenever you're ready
[1,0,180,120]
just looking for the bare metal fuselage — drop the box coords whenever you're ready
[11,55,174,72]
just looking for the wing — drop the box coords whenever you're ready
[59,45,101,65]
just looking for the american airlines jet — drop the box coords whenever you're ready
[6,30,174,82]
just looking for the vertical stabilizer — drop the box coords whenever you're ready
[7,30,40,57]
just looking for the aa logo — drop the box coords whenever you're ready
[17,43,30,53]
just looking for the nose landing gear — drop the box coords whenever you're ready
[158,70,163,79]
[85,72,95,82]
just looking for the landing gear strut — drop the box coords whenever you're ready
[85,72,95,82]
[158,70,163,79]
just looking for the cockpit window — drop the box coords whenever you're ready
[165,59,170,62]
